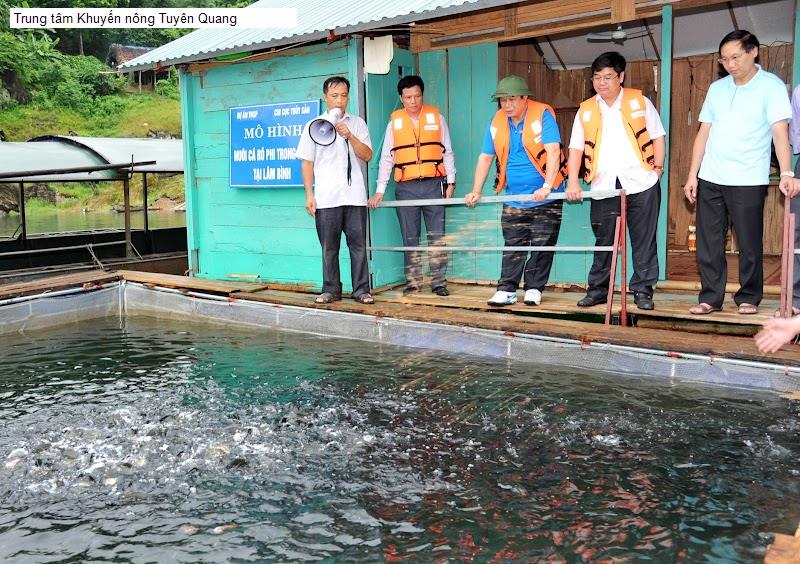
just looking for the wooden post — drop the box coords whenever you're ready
[142,173,149,235]
[605,216,622,325]
[781,203,789,316]
[179,68,200,276]
[620,190,628,327]
[611,0,635,23]
[787,213,795,317]
[504,6,518,37]
[793,0,799,171]
[659,4,673,282]
[18,182,26,249]
[123,178,132,258]
[782,204,795,318]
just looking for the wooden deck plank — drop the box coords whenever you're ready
[234,287,800,367]
[378,286,613,317]
[358,284,776,327]
[3,272,798,367]
[630,293,779,326]
[668,251,783,285]
[0,270,120,300]
[117,270,269,294]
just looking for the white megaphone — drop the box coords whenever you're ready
[308,108,342,146]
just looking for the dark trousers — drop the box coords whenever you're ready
[696,179,767,308]
[395,178,447,289]
[315,205,370,298]
[497,201,563,292]
[586,180,660,299]
[793,159,800,309]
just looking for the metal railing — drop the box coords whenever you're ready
[0,240,126,258]
[369,188,630,326]
[780,204,796,318]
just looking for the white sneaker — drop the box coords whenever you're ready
[523,288,542,306]
[487,290,517,306]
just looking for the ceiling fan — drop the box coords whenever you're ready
[587,24,648,43]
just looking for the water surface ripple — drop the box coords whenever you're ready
[0,317,798,562]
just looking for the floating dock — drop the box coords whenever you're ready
[1,270,799,394]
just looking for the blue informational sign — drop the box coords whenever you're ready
[229,99,320,188]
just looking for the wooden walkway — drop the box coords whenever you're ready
[0,271,119,300]
[2,270,799,368]
[372,283,783,330]
[238,284,800,366]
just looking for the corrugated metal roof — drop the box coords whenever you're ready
[0,141,117,183]
[118,0,518,72]
[540,0,793,69]
[44,137,184,174]
[0,137,183,182]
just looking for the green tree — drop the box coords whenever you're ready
[23,0,253,59]
[0,0,63,105]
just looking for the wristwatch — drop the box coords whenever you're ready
[781,171,796,178]
[541,183,552,192]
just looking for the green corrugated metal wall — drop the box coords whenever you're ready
[180,42,356,287]
[179,38,640,289]
[365,49,414,288]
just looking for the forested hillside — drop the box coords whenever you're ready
[0,0,245,211]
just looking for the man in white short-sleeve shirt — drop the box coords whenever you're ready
[296,76,374,305]
[683,30,793,316]
[566,51,666,311]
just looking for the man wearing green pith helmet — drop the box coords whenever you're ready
[466,75,567,308]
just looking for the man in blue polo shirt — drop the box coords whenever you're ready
[684,30,793,316]
[466,75,566,306]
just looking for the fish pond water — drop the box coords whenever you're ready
[0,316,798,562]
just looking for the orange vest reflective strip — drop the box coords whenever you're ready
[390,105,446,182]
[579,88,655,182]
[490,100,567,193]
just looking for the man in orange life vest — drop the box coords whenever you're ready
[368,75,456,296]
[566,51,666,311]
[465,75,567,307]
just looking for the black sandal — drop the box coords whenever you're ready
[354,293,375,305]
[314,292,340,304]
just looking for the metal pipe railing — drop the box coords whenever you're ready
[372,189,620,208]
[368,245,613,252]
[369,188,630,325]
[781,208,796,318]
[369,189,619,254]
[0,240,125,258]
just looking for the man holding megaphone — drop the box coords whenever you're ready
[297,76,375,305]
[369,75,456,297]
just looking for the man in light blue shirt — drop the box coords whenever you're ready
[684,30,793,316]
